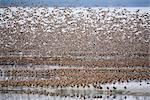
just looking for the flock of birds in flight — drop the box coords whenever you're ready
[0,7,149,58]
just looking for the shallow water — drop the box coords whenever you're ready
[0,91,150,100]
[0,64,150,100]
[1,0,149,7]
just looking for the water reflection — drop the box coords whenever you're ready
[0,91,150,100]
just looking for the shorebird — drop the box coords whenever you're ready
[113,86,116,90]
[99,86,103,89]
[124,86,127,89]
[107,87,109,90]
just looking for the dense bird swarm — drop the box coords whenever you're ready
[0,7,150,99]
[0,7,149,58]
